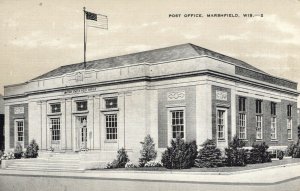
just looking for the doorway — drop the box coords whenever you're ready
[76,116,87,151]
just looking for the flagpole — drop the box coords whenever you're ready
[83,7,86,69]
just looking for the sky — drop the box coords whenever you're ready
[0,0,300,99]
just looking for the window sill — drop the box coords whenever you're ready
[288,139,294,141]
[104,140,117,143]
[239,139,248,141]
[217,139,226,142]
[271,139,278,142]
[256,139,263,141]
[100,108,119,112]
[72,110,89,114]
[47,112,62,116]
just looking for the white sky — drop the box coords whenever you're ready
[0,0,300,101]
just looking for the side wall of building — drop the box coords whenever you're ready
[235,95,298,147]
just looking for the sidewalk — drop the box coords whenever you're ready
[0,163,300,185]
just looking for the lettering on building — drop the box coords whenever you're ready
[216,90,227,101]
[167,90,185,101]
[64,87,97,94]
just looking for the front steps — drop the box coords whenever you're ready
[2,152,111,172]
[4,159,83,172]
[3,152,83,172]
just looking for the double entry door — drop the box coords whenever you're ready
[76,116,88,151]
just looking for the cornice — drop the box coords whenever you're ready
[3,70,299,100]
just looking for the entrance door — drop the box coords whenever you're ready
[216,108,228,148]
[50,118,61,151]
[76,116,87,151]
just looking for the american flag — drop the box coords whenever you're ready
[85,11,108,29]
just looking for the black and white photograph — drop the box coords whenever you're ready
[0,0,300,190]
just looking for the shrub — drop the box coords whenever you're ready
[139,135,157,167]
[106,159,119,169]
[195,139,224,168]
[116,148,129,168]
[107,148,130,169]
[225,136,247,166]
[144,160,162,167]
[293,145,300,158]
[25,139,39,158]
[246,142,271,164]
[14,143,23,159]
[1,152,15,160]
[125,162,137,168]
[161,137,198,169]
[286,143,296,156]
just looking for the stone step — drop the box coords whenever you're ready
[5,167,84,172]
[8,163,79,168]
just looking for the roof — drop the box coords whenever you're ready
[33,43,267,80]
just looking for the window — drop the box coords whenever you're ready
[238,97,246,112]
[239,113,246,139]
[171,110,184,139]
[105,97,118,109]
[271,102,276,115]
[271,117,277,140]
[256,100,262,114]
[287,104,292,117]
[76,101,87,111]
[287,119,292,140]
[256,115,263,139]
[50,103,61,113]
[15,120,24,142]
[106,114,117,140]
[50,118,60,141]
[217,110,225,140]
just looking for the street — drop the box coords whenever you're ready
[0,172,300,191]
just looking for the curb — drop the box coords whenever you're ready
[87,162,300,175]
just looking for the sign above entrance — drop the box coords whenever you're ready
[216,90,228,101]
[64,87,97,94]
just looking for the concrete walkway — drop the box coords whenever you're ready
[0,163,300,185]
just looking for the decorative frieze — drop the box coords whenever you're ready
[216,90,227,101]
[167,91,185,101]
[14,107,24,114]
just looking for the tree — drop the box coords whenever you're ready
[139,135,157,167]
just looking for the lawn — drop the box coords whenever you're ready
[96,158,300,172]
